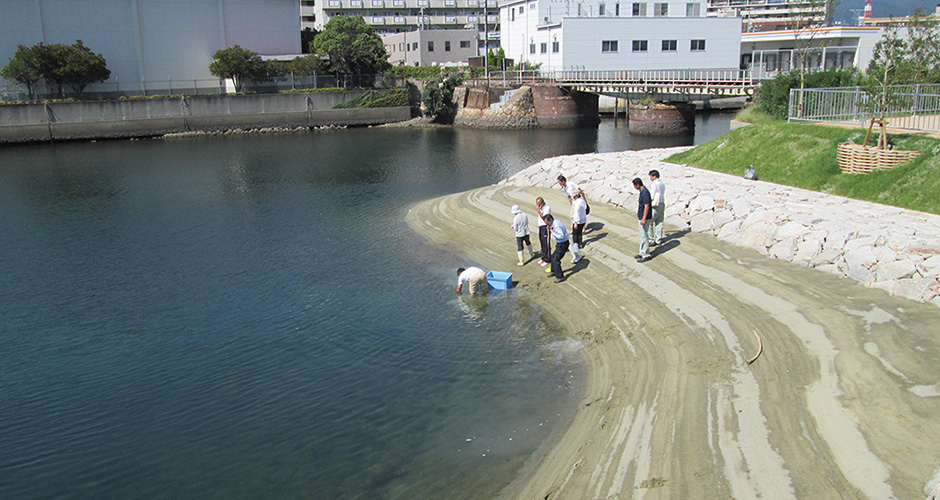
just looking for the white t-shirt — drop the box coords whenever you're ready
[572,197,587,224]
[457,267,484,286]
[563,181,581,200]
[537,204,551,227]
[512,213,530,237]
[650,178,666,206]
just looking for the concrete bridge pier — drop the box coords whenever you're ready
[628,102,696,136]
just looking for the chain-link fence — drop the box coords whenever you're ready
[1,73,399,103]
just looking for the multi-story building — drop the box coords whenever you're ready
[1,0,300,97]
[499,0,741,71]
[383,29,479,65]
[707,0,829,32]
[309,0,500,53]
[741,26,882,79]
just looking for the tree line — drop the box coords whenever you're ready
[1,40,110,100]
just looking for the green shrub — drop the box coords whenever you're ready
[756,69,863,120]
[332,88,410,108]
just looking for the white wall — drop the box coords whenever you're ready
[1,0,300,95]
[502,16,740,71]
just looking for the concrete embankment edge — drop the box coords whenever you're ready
[406,179,940,500]
[0,92,411,143]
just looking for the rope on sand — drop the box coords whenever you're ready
[746,330,763,366]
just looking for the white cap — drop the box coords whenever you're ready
[511,205,521,214]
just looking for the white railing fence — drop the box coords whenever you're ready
[789,85,940,132]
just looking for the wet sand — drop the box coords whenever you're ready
[406,176,940,499]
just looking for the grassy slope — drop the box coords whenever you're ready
[666,122,940,215]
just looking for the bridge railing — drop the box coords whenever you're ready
[789,85,940,132]
[466,68,753,89]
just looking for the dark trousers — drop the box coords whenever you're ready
[571,223,584,247]
[538,226,551,262]
[551,240,569,278]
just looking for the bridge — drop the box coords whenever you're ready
[467,69,756,100]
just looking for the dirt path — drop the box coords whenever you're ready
[406,184,940,500]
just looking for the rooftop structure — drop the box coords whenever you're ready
[859,3,940,26]
[741,26,882,79]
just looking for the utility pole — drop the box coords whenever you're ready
[484,0,489,83]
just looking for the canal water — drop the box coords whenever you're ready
[0,115,732,499]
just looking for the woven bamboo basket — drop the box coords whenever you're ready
[837,142,920,174]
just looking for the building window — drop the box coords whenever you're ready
[615,2,620,15]
[417,0,428,5]
[372,0,384,5]
[468,15,478,21]
[467,0,478,5]
[553,40,560,52]
[511,8,515,21]
[393,0,404,4]
[519,5,524,13]
[602,40,618,52]
[654,2,667,16]
[632,39,648,51]
[445,41,451,51]
[540,42,547,53]
[686,2,700,16]
[691,39,705,51]
[632,2,646,16]
[662,39,677,51]
[460,40,471,48]
[444,0,456,4]
[413,42,418,50]
[428,41,434,52]
[399,42,405,51]
[329,0,341,6]
[599,3,606,15]
[530,42,536,54]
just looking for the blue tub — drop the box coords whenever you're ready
[486,271,513,290]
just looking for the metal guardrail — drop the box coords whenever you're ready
[789,85,940,132]
[467,69,755,97]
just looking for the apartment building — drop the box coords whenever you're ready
[307,0,499,53]
[707,0,830,32]
[383,29,478,65]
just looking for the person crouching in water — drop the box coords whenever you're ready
[543,214,569,283]
[510,205,536,266]
[570,192,586,264]
[456,267,488,296]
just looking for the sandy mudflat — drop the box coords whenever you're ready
[406,165,940,499]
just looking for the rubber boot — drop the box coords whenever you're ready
[517,251,525,266]
[571,243,582,264]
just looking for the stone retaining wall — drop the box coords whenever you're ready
[501,147,940,307]
[453,84,598,129]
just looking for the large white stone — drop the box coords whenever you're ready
[770,237,799,261]
[776,221,808,240]
[738,221,778,251]
[717,219,744,244]
[691,211,716,233]
[875,259,918,282]
[844,246,878,283]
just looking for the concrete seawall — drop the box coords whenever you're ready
[0,92,411,143]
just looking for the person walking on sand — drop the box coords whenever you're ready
[648,169,666,246]
[543,214,569,283]
[510,205,536,266]
[633,178,653,263]
[456,267,488,296]
[535,197,552,267]
[570,192,586,264]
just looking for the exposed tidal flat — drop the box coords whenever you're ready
[408,147,940,499]
[0,116,734,499]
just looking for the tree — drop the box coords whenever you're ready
[209,45,266,92]
[35,41,111,98]
[1,44,44,100]
[863,23,910,148]
[899,8,940,84]
[422,73,463,122]
[288,54,328,76]
[312,16,391,76]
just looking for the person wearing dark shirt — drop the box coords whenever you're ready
[633,178,653,262]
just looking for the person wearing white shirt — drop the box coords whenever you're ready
[570,193,586,264]
[556,175,585,205]
[510,205,536,266]
[456,266,488,296]
[535,197,552,267]
[648,169,666,246]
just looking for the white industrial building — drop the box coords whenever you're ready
[499,0,741,71]
[383,29,479,66]
[741,26,883,79]
[1,0,300,98]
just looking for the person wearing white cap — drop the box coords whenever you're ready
[510,205,535,266]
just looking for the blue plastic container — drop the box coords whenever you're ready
[486,271,513,290]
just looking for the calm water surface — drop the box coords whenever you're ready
[0,115,731,499]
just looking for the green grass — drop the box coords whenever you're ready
[332,88,410,109]
[666,122,940,215]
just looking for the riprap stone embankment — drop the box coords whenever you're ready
[500,146,940,307]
